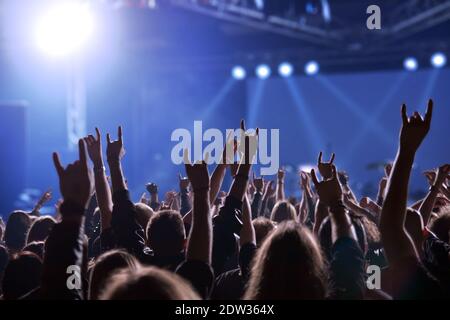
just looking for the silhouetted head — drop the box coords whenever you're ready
[318,214,368,260]
[430,211,450,243]
[99,266,200,300]
[89,249,139,300]
[23,241,45,260]
[270,201,297,223]
[4,211,32,253]
[134,203,154,230]
[146,210,186,257]
[2,251,42,300]
[244,221,327,300]
[26,216,56,244]
[0,244,9,293]
[252,217,276,247]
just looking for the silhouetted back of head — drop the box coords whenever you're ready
[0,244,9,292]
[4,211,32,253]
[23,241,45,260]
[2,251,42,300]
[100,266,200,300]
[318,214,368,259]
[89,249,139,300]
[252,217,276,247]
[244,221,327,300]
[146,210,186,256]
[26,216,56,244]
[430,211,450,243]
[270,201,297,223]
[134,203,154,229]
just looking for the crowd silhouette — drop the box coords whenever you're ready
[0,99,449,300]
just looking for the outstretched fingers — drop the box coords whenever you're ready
[425,99,433,126]
[52,152,64,177]
[401,103,408,124]
[78,139,88,169]
[310,169,320,187]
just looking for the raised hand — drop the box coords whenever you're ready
[384,163,393,177]
[423,170,437,186]
[222,131,238,165]
[53,139,94,209]
[253,172,264,193]
[277,168,285,181]
[165,190,178,203]
[311,165,342,207]
[399,100,433,154]
[106,126,125,162]
[146,183,158,195]
[434,164,450,189]
[185,160,210,192]
[178,173,190,190]
[31,189,53,216]
[238,119,259,164]
[317,151,336,179]
[84,127,103,166]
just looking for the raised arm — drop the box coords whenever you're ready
[106,126,126,193]
[184,154,212,264]
[312,152,337,234]
[311,164,357,243]
[311,164,365,299]
[209,134,235,205]
[42,139,93,299]
[380,100,433,264]
[84,128,113,231]
[251,173,264,218]
[229,120,257,202]
[240,194,256,246]
[276,168,285,201]
[105,126,145,256]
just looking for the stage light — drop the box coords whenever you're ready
[35,2,95,57]
[232,66,246,80]
[305,61,319,75]
[256,64,271,79]
[278,62,293,77]
[403,57,418,71]
[431,52,447,68]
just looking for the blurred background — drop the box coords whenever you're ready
[0,0,449,217]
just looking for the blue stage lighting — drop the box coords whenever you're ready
[278,62,293,77]
[305,61,319,75]
[256,64,271,79]
[431,52,447,68]
[232,66,246,80]
[403,57,418,71]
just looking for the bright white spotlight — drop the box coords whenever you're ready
[232,66,246,80]
[256,64,271,79]
[278,62,293,77]
[35,2,95,57]
[305,61,319,75]
[431,52,447,68]
[403,57,418,71]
